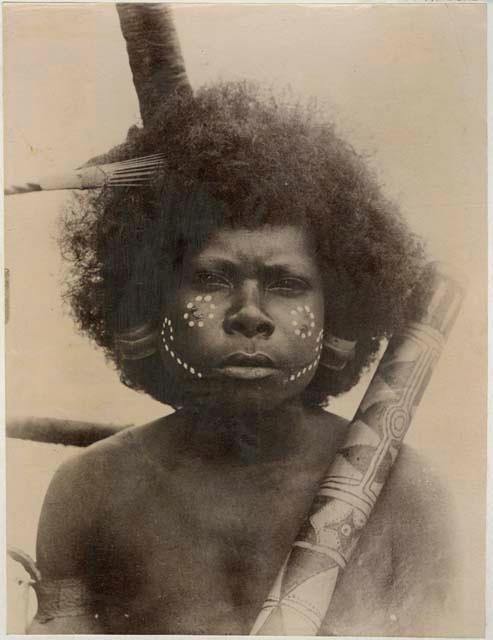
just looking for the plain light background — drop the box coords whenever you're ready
[4,3,486,635]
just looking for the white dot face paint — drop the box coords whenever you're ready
[290,305,320,347]
[282,327,324,385]
[183,296,217,332]
[160,317,203,379]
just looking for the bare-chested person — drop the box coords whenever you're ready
[29,83,455,635]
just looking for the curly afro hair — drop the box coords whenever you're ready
[60,81,431,408]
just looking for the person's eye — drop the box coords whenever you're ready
[195,272,232,290]
[268,278,309,295]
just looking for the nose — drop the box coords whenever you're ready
[223,281,275,339]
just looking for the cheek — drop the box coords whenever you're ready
[283,303,318,337]
[276,302,323,352]
[163,293,224,359]
[274,302,325,385]
[159,316,204,378]
[181,294,218,330]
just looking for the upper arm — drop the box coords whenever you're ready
[36,453,101,578]
[28,612,105,634]
[387,446,459,634]
[390,446,455,574]
[32,452,107,633]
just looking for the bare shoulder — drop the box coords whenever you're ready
[35,416,174,579]
[318,408,350,431]
[387,444,453,531]
[360,444,455,570]
[307,407,349,448]
[35,433,119,578]
[385,445,456,580]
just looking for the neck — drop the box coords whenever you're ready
[176,399,319,464]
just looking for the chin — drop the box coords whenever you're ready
[180,376,305,414]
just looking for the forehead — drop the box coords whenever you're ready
[193,225,318,271]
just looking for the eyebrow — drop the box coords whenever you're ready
[191,257,238,277]
[192,255,316,279]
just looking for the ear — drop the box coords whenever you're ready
[114,322,158,361]
[319,335,356,371]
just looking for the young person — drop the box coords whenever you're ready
[29,82,454,635]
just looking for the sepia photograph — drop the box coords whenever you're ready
[4,2,487,636]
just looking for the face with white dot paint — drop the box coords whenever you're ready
[158,225,325,409]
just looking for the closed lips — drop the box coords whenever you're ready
[220,353,276,368]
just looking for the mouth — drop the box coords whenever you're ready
[217,352,278,380]
[221,352,275,367]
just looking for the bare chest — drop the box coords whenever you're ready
[96,463,323,634]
